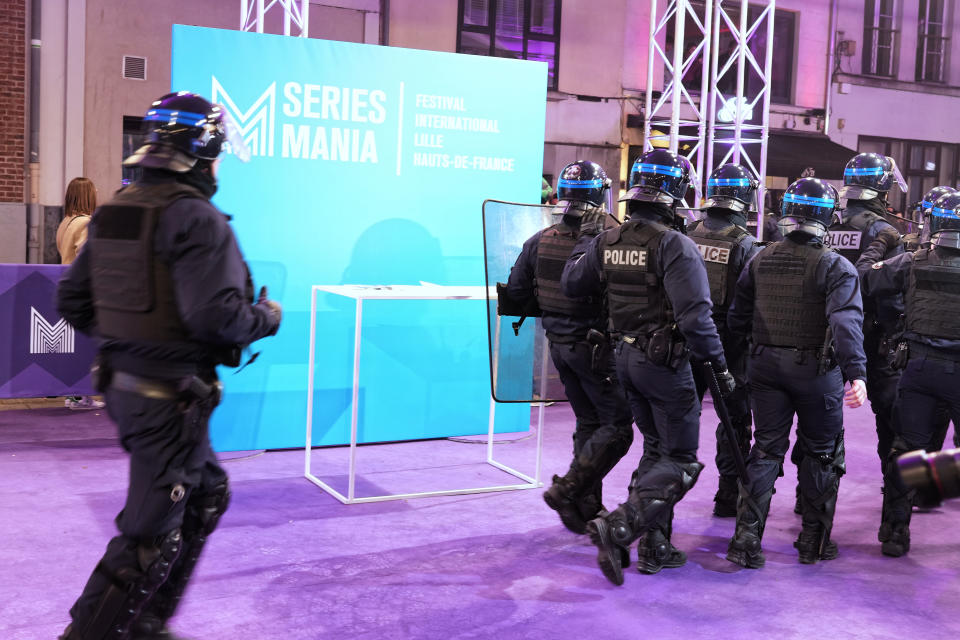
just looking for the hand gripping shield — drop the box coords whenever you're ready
[483,199,567,403]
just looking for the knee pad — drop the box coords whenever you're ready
[74,530,183,640]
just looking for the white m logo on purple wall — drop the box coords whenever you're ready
[29,307,75,354]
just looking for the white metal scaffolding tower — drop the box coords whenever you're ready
[241,0,310,37]
[644,0,714,206]
[706,0,775,232]
[644,0,775,234]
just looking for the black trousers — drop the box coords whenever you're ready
[864,325,901,466]
[549,339,633,488]
[896,356,960,451]
[743,347,844,501]
[614,341,701,477]
[68,385,227,629]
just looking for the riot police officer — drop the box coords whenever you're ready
[829,153,907,470]
[725,178,867,569]
[56,92,282,640]
[858,191,960,557]
[688,164,763,517]
[911,187,956,453]
[561,150,734,584]
[506,160,634,534]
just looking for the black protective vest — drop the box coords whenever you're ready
[905,248,960,340]
[88,182,204,343]
[751,240,829,349]
[535,218,615,317]
[601,219,671,335]
[688,220,748,310]
[827,210,881,265]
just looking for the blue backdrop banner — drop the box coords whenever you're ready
[0,264,96,398]
[171,25,546,451]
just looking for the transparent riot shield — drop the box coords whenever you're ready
[483,199,568,403]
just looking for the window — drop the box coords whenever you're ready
[863,0,898,77]
[457,0,561,89]
[122,116,145,187]
[917,0,949,82]
[666,3,796,105]
[905,142,941,214]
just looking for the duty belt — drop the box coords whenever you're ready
[907,341,960,363]
[621,335,650,349]
[111,371,221,402]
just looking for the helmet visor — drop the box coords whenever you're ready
[220,109,251,163]
[889,156,908,193]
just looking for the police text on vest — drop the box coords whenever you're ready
[604,249,647,268]
[827,230,862,249]
[696,243,730,264]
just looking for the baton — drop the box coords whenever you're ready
[701,361,750,486]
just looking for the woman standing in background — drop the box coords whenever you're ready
[57,177,104,410]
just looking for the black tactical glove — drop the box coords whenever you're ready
[256,286,283,333]
[714,366,736,397]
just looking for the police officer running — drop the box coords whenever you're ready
[725,178,867,569]
[506,160,634,534]
[56,92,282,640]
[562,150,734,585]
[857,191,960,557]
[830,153,907,470]
[688,164,763,517]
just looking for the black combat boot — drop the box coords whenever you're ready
[585,516,629,586]
[543,473,590,534]
[636,510,686,574]
[879,484,913,558]
[713,476,738,518]
[726,489,772,569]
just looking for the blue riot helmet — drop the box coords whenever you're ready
[554,160,611,217]
[926,192,960,249]
[620,149,693,209]
[915,186,956,240]
[704,164,759,213]
[840,152,907,201]
[124,92,250,173]
[778,178,839,240]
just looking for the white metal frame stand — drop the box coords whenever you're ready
[240,0,310,37]
[304,285,545,504]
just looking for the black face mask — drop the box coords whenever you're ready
[178,161,218,199]
[858,196,889,217]
[707,207,748,230]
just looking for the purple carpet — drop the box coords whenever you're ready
[3,399,960,639]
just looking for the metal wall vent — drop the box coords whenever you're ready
[122,55,147,81]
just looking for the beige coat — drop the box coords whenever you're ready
[56,214,91,265]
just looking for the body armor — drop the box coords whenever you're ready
[688,220,748,310]
[906,248,960,340]
[751,240,829,349]
[601,219,672,335]
[89,182,203,343]
[535,222,604,317]
[827,210,882,264]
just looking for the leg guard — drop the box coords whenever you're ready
[586,461,703,585]
[790,441,803,515]
[726,488,773,569]
[544,423,631,534]
[795,433,845,564]
[132,483,230,637]
[713,475,739,518]
[62,530,183,640]
[880,441,914,558]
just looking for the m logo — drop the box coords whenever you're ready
[212,76,276,158]
[29,307,75,354]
